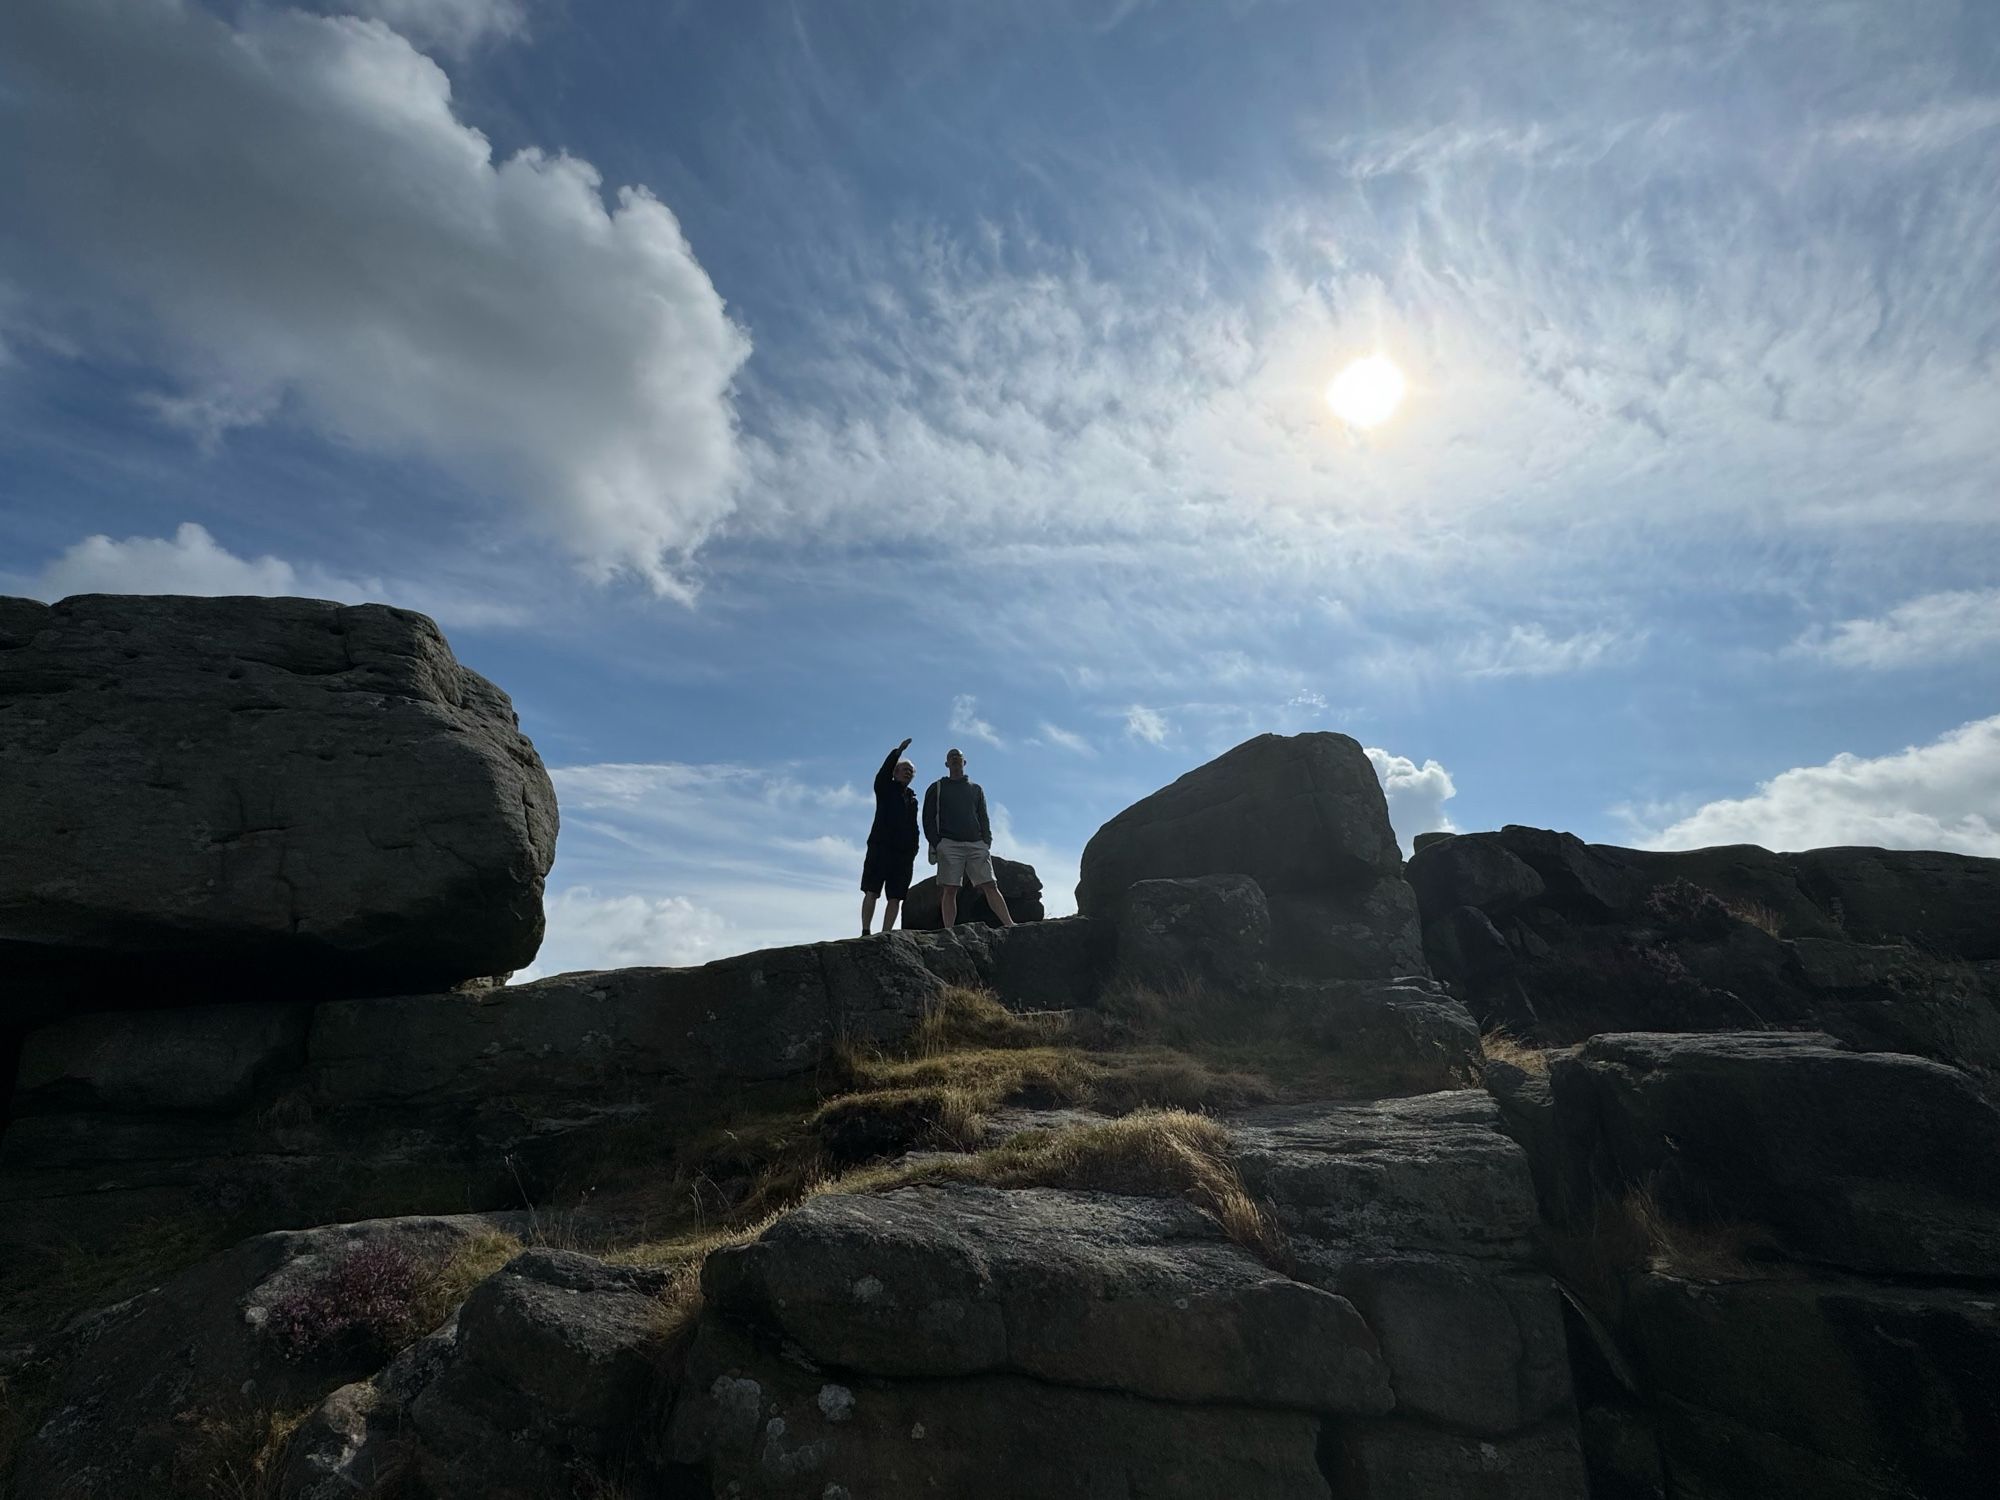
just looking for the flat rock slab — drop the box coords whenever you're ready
[703,1183,1392,1414]
[0,594,557,1009]
[671,1318,1336,1500]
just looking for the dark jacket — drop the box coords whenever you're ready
[923,776,991,846]
[869,746,919,852]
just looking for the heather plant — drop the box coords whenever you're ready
[1643,879,1733,940]
[266,1240,427,1362]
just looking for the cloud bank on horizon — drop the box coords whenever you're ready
[2,0,1994,971]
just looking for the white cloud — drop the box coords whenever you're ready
[0,1,748,597]
[948,693,1003,747]
[516,887,727,982]
[1036,721,1095,756]
[1457,625,1632,679]
[18,522,526,630]
[1365,747,1458,856]
[337,0,528,55]
[1641,716,2000,856]
[1791,589,2000,670]
[1124,705,1170,746]
[540,761,870,963]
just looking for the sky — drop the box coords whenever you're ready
[2,0,1996,978]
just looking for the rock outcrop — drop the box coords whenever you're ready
[1078,732,1424,979]
[0,594,558,1018]
[900,855,1046,928]
[1409,826,2000,1079]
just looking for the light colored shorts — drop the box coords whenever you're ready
[936,838,995,889]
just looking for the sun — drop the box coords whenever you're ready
[1325,353,1408,429]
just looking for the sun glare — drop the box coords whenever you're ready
[1325,354,1408,429]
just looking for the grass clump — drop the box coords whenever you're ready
[1479,1028,1551,1076]
[165,1404,310,1500]
[1725,900,1784,938]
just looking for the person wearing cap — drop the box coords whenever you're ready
[921,746,1015,928]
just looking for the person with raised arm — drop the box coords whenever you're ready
[860,737,919,935]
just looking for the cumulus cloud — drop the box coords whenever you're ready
[1365,747,1458,856]
[1642,716,2000,856]
[514,887,727,982]
[949,694,1003,747]
[336,0,528,55]
[0,0,748,597]
[19,522,526,630]
[1124,705,1170,746]
[1791,589,2000,670]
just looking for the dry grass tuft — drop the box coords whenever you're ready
[913,985,1075,1054]
[1555,1183,1773,1313]
[407,1230,522,1335]
[1479,1029,1550,1076]
[165,1403,310,1500]
[1726,900,1784,938]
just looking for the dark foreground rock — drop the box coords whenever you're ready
[286,1249,671,1499]
[900,855,1046,928]
[1079,732,1424,979]
[1550,1031,2000,1277]
[13,1212,526,1498]
[670,1093,1585,1498]
[0,594,558,1017]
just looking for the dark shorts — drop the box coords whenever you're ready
[861,845,916,900]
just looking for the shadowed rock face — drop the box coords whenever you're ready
[0,594,558,1015]
[1078,732,1422,979]
[900,856,1046,929]
[1409,826,2000,1077]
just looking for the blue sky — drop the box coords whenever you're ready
[3,0,1997,975]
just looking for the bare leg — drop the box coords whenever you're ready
[883,897,903,931]
[940,883,959,928]
[861,891,878,936]
[979,881,1015,927]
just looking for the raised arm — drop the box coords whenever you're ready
[873,738,909,794]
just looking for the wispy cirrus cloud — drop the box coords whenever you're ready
[1791,589,2000,671]
[949,693,1004,747]
[1123,705,1170,746]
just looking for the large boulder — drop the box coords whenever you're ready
[1078,733,1420,980]
[0,594,558,1013]
[900,856,1045,929]
[1550,1032,2000,1277]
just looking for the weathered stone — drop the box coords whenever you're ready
[283,1315,461,1500]
[669,1317,1332,1500]
[1490,826,1638,917]
[12,1213,526,1499]
[901,856,1045,929]
[1077,732,1403,911]
[13,1001,311,1115]
[1269,875,1428,978]
[400,1250,670,1495]
[0,594,558,1011]
[702,1184,1392,1413]
[1630,1273,2000,1500]
[912,918,1116,1013]
[1115,874,1272,993]
[1424,905,1515,984]
[1406,834,1547,919]
[1280,978,1482,1089]
[1327,1419,1588,1500]
[1551,1032,2000,1275]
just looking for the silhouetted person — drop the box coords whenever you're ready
[922,746,1014,928]
[861,737,918,934]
